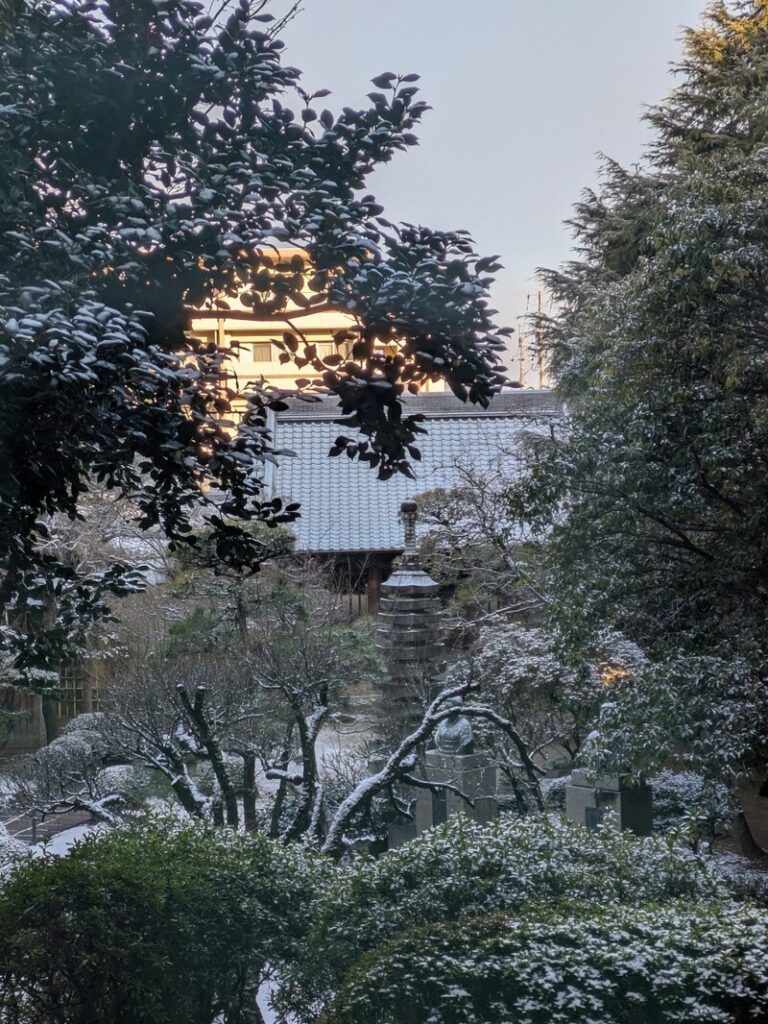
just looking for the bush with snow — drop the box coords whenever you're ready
[95,763,176,807]
[0,824,28,869]
[325,901,768,1024]
[713,852,768,908]
[652,769,734,849]
[60,713,109,739]
[281,814,724,1020]
[541,773,569,810]
[0,818,318,1024]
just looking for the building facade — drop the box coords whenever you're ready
[189,246,446,396]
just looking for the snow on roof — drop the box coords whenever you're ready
[271,390,562,554]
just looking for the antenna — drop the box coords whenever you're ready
[519,292,532,387]
[537,291,545,389]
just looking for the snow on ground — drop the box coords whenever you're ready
[31,822,101,858]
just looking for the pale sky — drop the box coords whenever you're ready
[279,1,705,378]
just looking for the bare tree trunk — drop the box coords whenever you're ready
[281,715,317,843]
[269,777,287,839]
[41,693,58,745]
[242,751,258,832]
[171,776,209,819]
[502,766,528,815]
[177,684,239,828]
[268,726,293,839]
[212,797,224,826]
[235,586,248,639]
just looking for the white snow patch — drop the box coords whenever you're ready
[32,822,103,857]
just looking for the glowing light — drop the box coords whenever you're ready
[599,664,629,687]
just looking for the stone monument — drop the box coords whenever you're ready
[565,714,652,836]
[376,502,499,848]
[425,702,497,827]
[388,701,499,848]
[434,697,474,754]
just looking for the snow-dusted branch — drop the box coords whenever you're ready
[460,704,546,810]
[31,793,125,827]
[321,679,480,859]
[399,774,475,808]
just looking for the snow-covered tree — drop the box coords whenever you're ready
[100,587,384,836]
[7,712,125,824]
[414,439,557,626]
[532,0,768,779]
[447,622,606,810]
[0,0,509,681]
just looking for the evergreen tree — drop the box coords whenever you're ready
[535,0,768,775]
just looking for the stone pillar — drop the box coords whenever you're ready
[425,750,498,824]
[565,769,652,836]
[386,751,499,849]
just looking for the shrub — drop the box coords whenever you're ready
[281,814,724,1020]
[713,853,768,909]
[95,763,177,806]
[0,817,317,1024]
[652,770,733,848]
[541,773,569,810]
[325,902,768,1024]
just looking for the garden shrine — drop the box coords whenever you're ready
[375,501,652,846]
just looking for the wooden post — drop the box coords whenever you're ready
[367,564,382,614]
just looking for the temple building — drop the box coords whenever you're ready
[2,252,556,754]
[268,389,561,612]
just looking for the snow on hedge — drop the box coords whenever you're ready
[327,901,768,1024]
[0,825,28,870]
[281,813,727,1020]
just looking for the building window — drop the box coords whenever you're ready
[243,341,273,362]
[57,663,85,719]
[315,341,351,360]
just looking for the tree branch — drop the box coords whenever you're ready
[321,679,479,859]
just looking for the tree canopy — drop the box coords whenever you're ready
[0,0,509,678]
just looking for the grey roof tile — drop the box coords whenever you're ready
[271,391,562,553]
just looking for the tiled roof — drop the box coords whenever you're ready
[271,391,562,553]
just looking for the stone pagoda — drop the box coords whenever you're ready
[376,501,446,729]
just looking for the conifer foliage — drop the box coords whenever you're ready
[535,1,768,772]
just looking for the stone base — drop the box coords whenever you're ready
[386,751,499,850]
[565,773,652,836]
[425,750,498,817]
